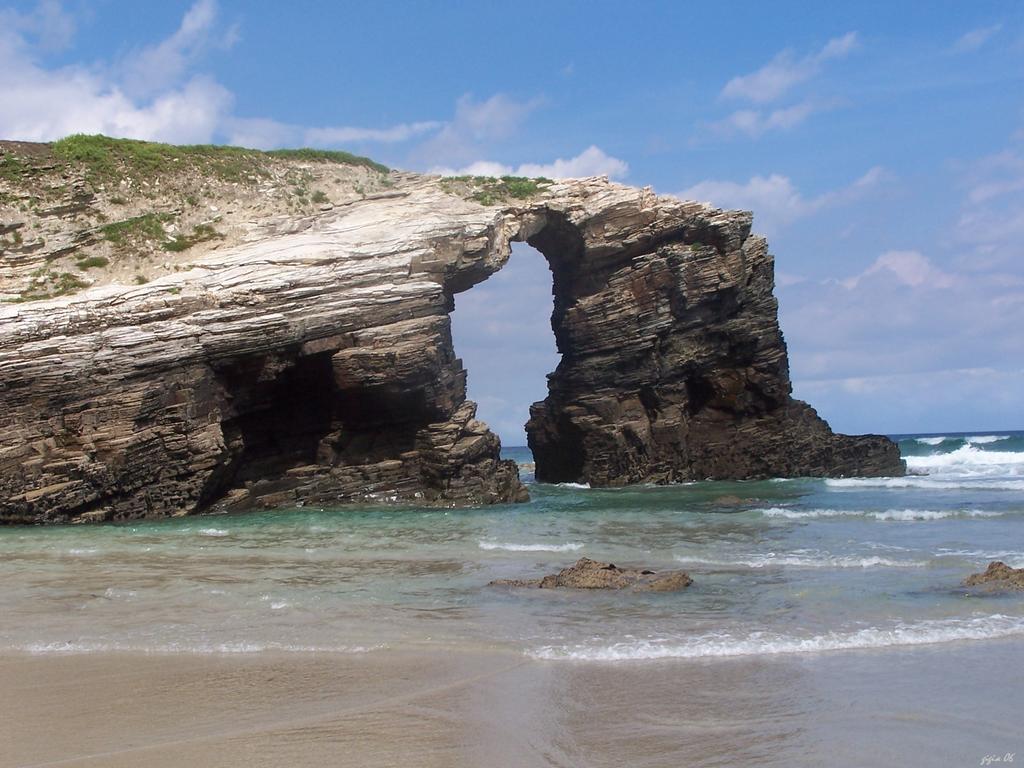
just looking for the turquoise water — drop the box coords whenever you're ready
[1,432,1022,660]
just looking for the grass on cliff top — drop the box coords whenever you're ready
[50,134,389,185]
[100,212,173,246]
[440,175,554,206]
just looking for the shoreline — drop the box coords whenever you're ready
[4,641,1022,767]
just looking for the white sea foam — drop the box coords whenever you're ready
[935,549,1024,566]
[102,587,138,600]
[530,615,1024,661]
[478,541,584,552]
[673,552,926,569]
[905,445,1024,474]
[65,548,99,556]
[758,506,853,519]
[758,507,999,521]
[916,436,948,446]
[826,477,1024,491]
[872,508,994,521]
[198,528,229,537]
[556,482,591,489]
[967,435,1010,444]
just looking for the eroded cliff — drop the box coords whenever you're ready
[0,138,903,523]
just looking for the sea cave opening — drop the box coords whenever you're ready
[450,241,561,466]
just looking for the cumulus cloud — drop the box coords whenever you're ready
[675,166,884,236]
[840,250,954,290]
[118,0,238,98]
[721,32,859,104]
[710,100,837,139]
[431,145,629,180]
[0,2,496,158]
[951,24,1002,53]
[413,93,543,167]
[778,246,1023,393]
[0,1,236,143]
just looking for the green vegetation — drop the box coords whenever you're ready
[440,175,553,206]
[266,147,389,174]
[0,153,27,184]
[76,255,110,270]
[10,271,88,302]
[134,274,148,285]
[100,212,173,247]
[49,135,389,186]
[163,223,223,252]
[311,190,329,204]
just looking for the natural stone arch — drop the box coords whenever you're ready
[0,175,902,524]
[449,202,901,487]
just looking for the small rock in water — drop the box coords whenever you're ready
[963,561,1024,591]
[489,557,692,592]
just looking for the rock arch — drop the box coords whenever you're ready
[0,176,903,523]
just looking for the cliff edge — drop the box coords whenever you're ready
[0,137,903,523]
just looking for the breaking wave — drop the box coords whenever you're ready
[530,615,1024,661]
[758,507,1002,521]
[479,541,584,552]
[673,552,927,569]
[826,477,1024,491]
[905,445,1024,474]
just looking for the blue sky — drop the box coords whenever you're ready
[1,1,1022,440]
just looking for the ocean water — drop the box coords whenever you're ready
[1,432,1022,661]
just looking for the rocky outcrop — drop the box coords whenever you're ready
[523,194,903,484]
[0,140,903,524]
[963,561,1024,592]
[490,557,693,592]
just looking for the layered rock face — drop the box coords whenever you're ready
[523,191,903,484]
[0,149,902,524]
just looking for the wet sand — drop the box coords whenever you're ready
[3,641,1022,768]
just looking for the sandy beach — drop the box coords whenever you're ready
[3,641,1021,768]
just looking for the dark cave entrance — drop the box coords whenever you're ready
[210,350,340,495]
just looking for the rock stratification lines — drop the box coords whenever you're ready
[0,169,903,523]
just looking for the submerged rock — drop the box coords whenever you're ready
[490,557,693,592]
[963,561,1024,591]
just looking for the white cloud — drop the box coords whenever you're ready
[955,147,1024,267]
[721,32,859,104]
[712,100,825,138]
[675,166,884,236]
[0,0,237,144]
[518,146,628,179]
[0,0,75,52]
[0,2,452,154]
[951,24,1002,53]
[119,0,236,98]
[841,250,954,290]
[222,117,298,150]
[430,145,628,180]
[415,93,543,167]
[793,367,1024,434]
[223,118,444,150]
[304,121,441,146]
